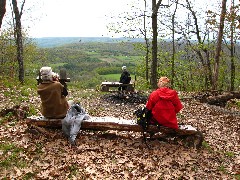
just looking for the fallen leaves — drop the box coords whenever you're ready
[0,88,239,179]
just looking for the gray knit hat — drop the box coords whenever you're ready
[40,66,53,81]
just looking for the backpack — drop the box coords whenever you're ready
[134,107,154,148]
[134,107,152,130]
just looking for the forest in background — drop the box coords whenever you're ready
[0,36,240,91]
[27,39,144,89]
[32,37,146,48]
[1,0,240,91]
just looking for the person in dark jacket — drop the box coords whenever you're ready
[37,67,69,118]
[118,66,131,91]
[146,77,183,129]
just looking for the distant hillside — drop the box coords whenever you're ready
[31,37,145,48]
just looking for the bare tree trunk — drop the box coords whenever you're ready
[185,0,213,89]
[230,38,235,91]
[0,0,6,29]
[230,0,235,91]
[151,0,162,89]
[212,0,227,90]
[145,38,150,82]
[143,0,150,82]
[12,0,25,83]
[171,1,179,88]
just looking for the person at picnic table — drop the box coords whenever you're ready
[37,66,70,119]
[146,76,183,129]
[118,65,131,91]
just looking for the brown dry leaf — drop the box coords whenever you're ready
[0,88,239,179]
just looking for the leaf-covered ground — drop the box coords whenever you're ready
[0,86,239,179]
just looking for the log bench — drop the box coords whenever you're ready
[26,116,204,149]
[100,82,134,92]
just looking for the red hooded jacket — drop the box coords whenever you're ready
[146,87,183,129]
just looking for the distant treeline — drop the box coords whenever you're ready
[31,41,140,88]
[1,36,239,91]
[30,39,240,90]
[32,37,146,48]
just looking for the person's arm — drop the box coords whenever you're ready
[119,73,124,83]
[59,82,68,97]
[172,91,183,113]
[146,92,156,111]
[62,87,68,97]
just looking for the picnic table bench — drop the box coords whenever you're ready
[26,116,203,149]
[101,82,134,92]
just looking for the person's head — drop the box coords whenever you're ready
[52,72,60,81]
[122,66,127,71]
[157,76,171,88]
[40,66,53,81]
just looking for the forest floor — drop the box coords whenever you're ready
[0,86,239,179]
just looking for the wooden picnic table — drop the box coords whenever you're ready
[101,82,134,92]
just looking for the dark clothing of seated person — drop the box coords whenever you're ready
[146,77,183,129]
[118,66,131,91]
[37,67,69,119]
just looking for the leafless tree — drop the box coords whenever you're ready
[170,0,179,87]
[229,0,236,91]
[179,0,214,89]
[151,0,163,89]
[212,0,227,90]
[107,1,152,82]
[0,0,6,29]
[223,0,238,91]
[12,0,25,83]
[142,0,150,82]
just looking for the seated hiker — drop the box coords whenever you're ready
[146,76,183,129]
[118,65,131,91]
[37,67,70,119]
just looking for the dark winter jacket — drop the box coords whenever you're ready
[119,70,131,84]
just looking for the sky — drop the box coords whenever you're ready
[23,0,132,38]
[2,0,218,38]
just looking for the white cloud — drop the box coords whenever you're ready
[2,0,222,38]
[26,0,131,37]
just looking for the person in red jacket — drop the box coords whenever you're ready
[146,77,183,129]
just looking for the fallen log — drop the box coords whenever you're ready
[206,92,240,106]
[0,105,29,120]
[26,116,199,136]
[26,116,204,149]
[195,91,240,107]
